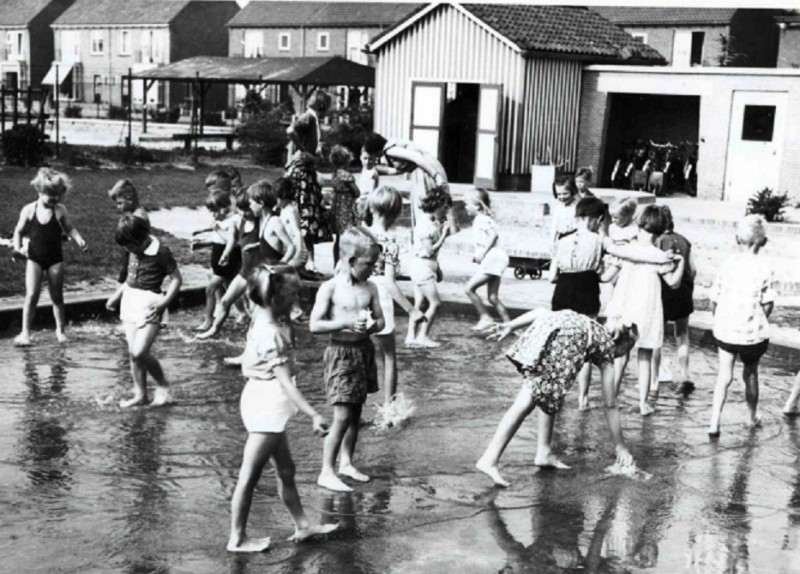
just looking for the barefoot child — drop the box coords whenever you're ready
[106,215,181,408]
[406,186,451,348]
[310,227,384,492]
[329,145,360,264]
[366,186,425,406]
[275,177,309,320]
[108,179,149,223]
[13,168,88,346]
[476,309,639,487]
[708,215,775,436]
[228,264,338,552]
[464,188,510,331]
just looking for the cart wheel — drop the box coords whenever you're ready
[530,270,541,280]
[514,267,525,279]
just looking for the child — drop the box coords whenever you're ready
[608,198,639,246]
[575,167,595,199]
[406,186,452,348]
[228,264,338,552]
[708,215,775,435]
[652,205,697,394]
[550,175,579,249]
[275,177,309,320]
[330,145,360,264]
[106,215,181,408]
[12,168,88,346]
[464,188,510,331]
[205,165,243,195]
[247,180,295,266]
[310,227,385,492]
[357,146,379,223]
[366,186,425,406]
[192,188,242,331]
[604,205,685,416]
[107,179,149,286]
[475,309,639,487]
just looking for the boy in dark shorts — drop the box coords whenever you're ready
[310,227,384,492]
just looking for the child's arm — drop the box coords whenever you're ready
[12,204,32,254]
[685,250,697,281]
[273,363,328,435]
[270,219,296,264]
[429,225,451,256]
[219,217,240,266]
[366,282,385,334]
[283,207,304,252]
[602,237,670,264]
[547,257,560,283]
[347,180,361,199]
[56,205,87,250]
[486,308,547,340]
[599,261,620,283]
[106,282,125,311]
[660,256,685,289]
[387,147,443,182]
[308,281,365,334]
[192,226,214,235]
[146,268,182,323]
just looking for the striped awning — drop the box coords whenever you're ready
[41,63,73,86]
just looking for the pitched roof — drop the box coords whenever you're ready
[0,0,57,27]
[228,1,422,28]
[591,7,739,27]
[53,0,195,26]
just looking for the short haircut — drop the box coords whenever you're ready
[107,179,138,202]
[115,213,150,247]
[419,185,452,214]
[330,145,352,169]
[660,205,675,232]
[339,226,379,264]
[467,188,492,211]
[234,190,251,213]
[205,188,231,212]
[362,132,388,156]
[552,174,577,199]
[637,204,666,235]
[368,186,403,226]
[308,90,332,113]
[575,166,594,182]
[204,169,231,190]
[31,168,70,196]
[737,214,767,246]
[609,197,638,224]
[220,166,242,188]
[247,264,300,318]
[273,177,294,201]
[575,197,608,219]
[246,179,277,211]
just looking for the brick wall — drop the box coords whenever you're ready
[778,28,800,68]
[576,72,609,183]
[624,25,728,66]
[229,26,381,59]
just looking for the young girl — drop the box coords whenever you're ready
[107,179,149,287]
[406,186,452,348]
[475,309,639,487]
[464,189,510,331]
[608,198,639,247]
[604,206,685,416]
[367,186,425,406]
[550,175,579,250]
[192,188,242,331]
[575,167,595,199]
[12,168,88,346]
[106,215,181,408]
[275,177,309,321]
[248,180,295,266]
[708,215,775,435]
[330,145,360,264]
[228,264,338,552]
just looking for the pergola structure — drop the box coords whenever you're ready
[130,55,375,135]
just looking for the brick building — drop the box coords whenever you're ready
[777,11,800,68]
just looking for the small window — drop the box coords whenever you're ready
[93,75,103,103]
[279,32,290,52]
[631,32,648,44]
[90,31,104,55]
[741,105,775,142]
[317,32,330,51]
[119,30,130,55]
[690,31,704,66]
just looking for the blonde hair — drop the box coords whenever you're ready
[339,226,379,268]
[737,214,767,247]
[31,168,70,196]
[609,197,638,226]
[466,188,493,217]
[107,179,138,202]
[247,264,300,318]
[368,186,403,226]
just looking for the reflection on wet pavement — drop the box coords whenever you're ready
[1,312,799,573]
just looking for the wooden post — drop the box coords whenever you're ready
[12,84,18,126]
[26,85,32,124]
[142,79,148,133]
[199,80,205,136]
[126,69,133,152]
[1,86,5,133]
[54,65,60,158]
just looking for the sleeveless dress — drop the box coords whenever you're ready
[26,203,63,269]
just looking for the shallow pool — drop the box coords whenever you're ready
[1,311,799,573]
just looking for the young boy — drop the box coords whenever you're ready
[310,227,385,492]
[108,179,149,286]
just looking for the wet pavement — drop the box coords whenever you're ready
[1,310,800,573]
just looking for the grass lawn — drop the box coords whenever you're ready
[0,165,282,297]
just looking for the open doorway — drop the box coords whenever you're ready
[442,83,479,184]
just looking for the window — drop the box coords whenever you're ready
[630,32,648,44]
[690,31,704,66]
[120,30,130,55]
[90,31,104,55]
[243,30,262,58]
[741,105,776,142]
[279,32,290,52]
[6,31,23,57]
[317,32,330,51]
[93,75,103,103]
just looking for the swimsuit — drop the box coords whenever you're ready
[259,214,283,264]
[26,203,64,270]
[238,218,261,279]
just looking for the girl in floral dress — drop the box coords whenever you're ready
[329,145,360,265]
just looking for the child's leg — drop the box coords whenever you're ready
[708,348,736,435]
[17,260,43,344]
[318,404,354,492]
[464,272,492,325]
[637,348,655,415]
[45,262,67,342]
[613,352,630,396]
[651,347,662,395]
[577,362,592,411]
[197,276,247,339]
[374,333,398,404]
[339,403,369,482]
[476,387,536,487]
[534,410,570,469]
[122,323,167,408]
[197,275,224,330]
[675,317,691,382]
[416,283,441,346]
[304,235,316,271]
[486,276,510,324]
[332,234,340,266]
[228,432,279,552]
[742,361,761,427]
[405,285,423,345]
[783,372,800,414]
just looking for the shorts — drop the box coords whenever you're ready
[408,257,439,286]
[552,271,600,317]
[662,280,694,322]
[714,337,769,365]
[240,377,299,433]
[211,243,242,281]
[323,338,378,405]
[479,247,509,277]
[120,286,168,328]
[369,275,395,335]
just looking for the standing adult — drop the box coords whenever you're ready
[286,91,332,275]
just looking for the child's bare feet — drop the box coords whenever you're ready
[749,414,762,428]
[534,453,571,469]
[578,396,590,411]
[223,354,244,366]
[226,536,271,553]
[707,424,720,437]
[784,404,800,416]
[640,404,655,416]
[120,395,148,408]
[476,458,510,487]
[338,464,370,483]
[56,331,68,344]
[288,523,340,542]
[151,387,172,407]
[14,333,33,347]
[317,472,353,492]
[471,316,494,332]
[195,327,218,340]
[416,337,441,349]
[194,321,213,332]
[403,336,419,348]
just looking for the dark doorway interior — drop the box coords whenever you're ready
[442,83,479,184]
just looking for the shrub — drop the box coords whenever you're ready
[64,104,82,119]
[747,187,788,222]
[108,105,128,120]
[235,99,292,166]
[202,110,225,127]
[1,124,48,166]
[324,103,374,166]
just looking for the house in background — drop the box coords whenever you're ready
[592,7,781,68]
[777,11,800,67]
[49,0,238,109]
[0,0,75,91]
[367,3,663,190]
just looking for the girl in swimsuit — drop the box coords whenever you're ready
[12,168,87,346]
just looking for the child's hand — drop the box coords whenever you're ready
[485,322,511,341]
[76,237,88,251]
[614,444,634,467]
[145,304,163,323]
[106,296,120,311]
[349,317,368,333]
[312,414,329,436]
[219,254,229,266]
